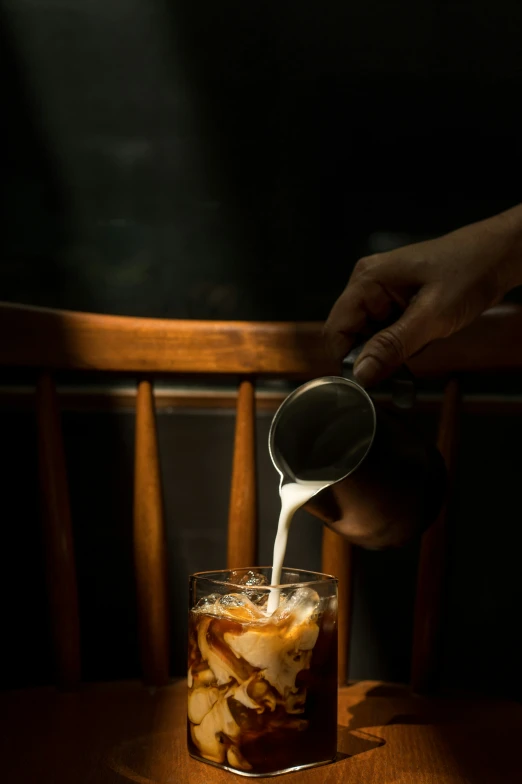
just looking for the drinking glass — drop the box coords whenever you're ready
[187,567,338,777]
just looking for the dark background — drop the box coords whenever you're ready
[1,1,521,696]
[2,0,522,319]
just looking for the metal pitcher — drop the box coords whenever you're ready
[268,353,446,549]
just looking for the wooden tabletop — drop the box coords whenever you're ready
[2,679,521,783]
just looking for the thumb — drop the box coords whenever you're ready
[353,295,438,387]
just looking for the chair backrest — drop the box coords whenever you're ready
[1,301,522,692]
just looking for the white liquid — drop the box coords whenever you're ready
[267,481,329,615]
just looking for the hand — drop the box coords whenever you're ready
[324,204,522,387]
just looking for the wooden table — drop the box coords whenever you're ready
[1,679,521,783]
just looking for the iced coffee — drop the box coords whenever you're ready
[188,568,337,776]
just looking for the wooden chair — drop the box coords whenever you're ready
[1,300,522,784]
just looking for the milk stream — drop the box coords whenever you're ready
[267,481,329,615]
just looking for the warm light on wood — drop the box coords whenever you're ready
[134,379,170,686]
[2,679,521,782]
[2,301,522,376]
[227,379,257,568]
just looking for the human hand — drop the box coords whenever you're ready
[324,204,522,386]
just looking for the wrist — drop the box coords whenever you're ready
[493,203,522,293]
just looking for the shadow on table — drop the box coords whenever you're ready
[338,682,522,784]
[336,723,385,761]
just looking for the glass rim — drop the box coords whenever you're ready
[189,566,338,591]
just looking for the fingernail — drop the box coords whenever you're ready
[353,356,381,387]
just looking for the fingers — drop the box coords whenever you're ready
[324,275,394,362]
[352,292,439,387]
[323,287,366,362]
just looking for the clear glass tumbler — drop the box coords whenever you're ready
[187,567,338,777]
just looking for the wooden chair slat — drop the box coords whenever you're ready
[2,301,522,376]
[134,380,170,686]
[227,379,257,569]
[36,372,81,688]
[409,304,522,377]
[411,378,461,693]
[322,526,353,685]
[0,303,335,377]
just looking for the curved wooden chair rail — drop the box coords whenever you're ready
[1,300,522,375]
[1,301,522,691]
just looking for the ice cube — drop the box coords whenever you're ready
[252,591,269,609]
[229,570,268,587]
[229,571,270,603]
[215,593,264,622]
[274,587,321,626]
[193,594,220,613]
